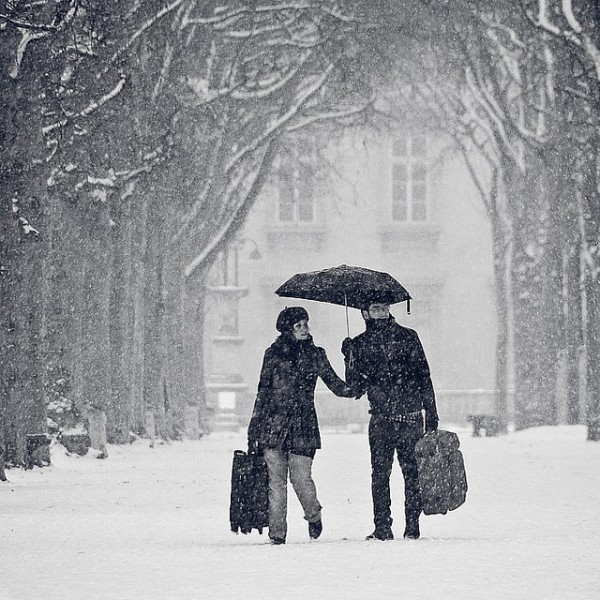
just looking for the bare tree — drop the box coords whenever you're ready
[0,0,383,462]
[521,0,600,437]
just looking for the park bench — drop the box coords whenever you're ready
[467,414,501,437]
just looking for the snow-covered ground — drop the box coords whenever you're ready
[1,424,599,600]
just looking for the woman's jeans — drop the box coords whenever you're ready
[264,449,322,540]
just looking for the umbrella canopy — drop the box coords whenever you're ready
[275,264,411,311]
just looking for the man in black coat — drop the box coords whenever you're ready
[342,299,439,540]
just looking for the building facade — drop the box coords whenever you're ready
[205,128,498,430]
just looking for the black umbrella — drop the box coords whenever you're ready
[275,264,411,335]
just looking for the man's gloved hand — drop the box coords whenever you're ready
[341,337,354,358]
[425,413,439,434]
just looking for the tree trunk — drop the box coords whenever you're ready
[0,68,48,464]
[108,190,135,443]
[581,144,600,441]
[182,275,210,438]
[142,196,167,442]
[489,167,511,431]
[563,161,584,425]
[119,190,147,436]
[162,261,187,439]
[509,153,562,430]
[79,203,112,445]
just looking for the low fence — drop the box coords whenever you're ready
[316,389,504,429]
[435,389,500,426]
[220,388,507,433]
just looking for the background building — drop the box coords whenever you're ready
[205,128,498,430]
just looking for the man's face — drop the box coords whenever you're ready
[292,319,310,340]
[367,303,390,320]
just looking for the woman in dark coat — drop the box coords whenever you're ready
[247,306,355,545]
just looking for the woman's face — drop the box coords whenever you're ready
[291,319,309,341]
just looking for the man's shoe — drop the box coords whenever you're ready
[365,527,394,541]
[308,519,323,540]
[269,537,286,545]
[403,522,420,540]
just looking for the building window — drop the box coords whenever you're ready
[277,136,316,223]
[391,134,428,222]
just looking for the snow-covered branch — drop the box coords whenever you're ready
[529,0,600,81]
[11,196,39,236]
[42,77,127,135]
[184,142,275,279]
[170,122,228,246]
[0,13,58,31]
[464,66,524,170]
[225,62,336,175]
[1,0,79,33]
[480,14,526,50]
[152,41,175,101]
[561,0,582,33]
[535,0,561,35]
[231,51,310,100]
[286,99,374,132]
[80,77,127,117]
[183,3,317,28]
[5,0,80,78]
[9,28,47,78]
[106,0,184,69]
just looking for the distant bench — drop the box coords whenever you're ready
[467,414,501,437]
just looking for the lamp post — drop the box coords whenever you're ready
[205,237,261,431]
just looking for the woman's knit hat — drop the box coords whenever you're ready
[276,306,309,332]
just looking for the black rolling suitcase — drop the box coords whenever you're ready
[230,450,269,534]
[415,430,468,515]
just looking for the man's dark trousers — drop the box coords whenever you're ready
[368,415,423,529]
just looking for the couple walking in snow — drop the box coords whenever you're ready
[247,298,439,545]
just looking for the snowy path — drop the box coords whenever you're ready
[1,426,599,599]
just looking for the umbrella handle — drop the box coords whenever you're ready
[344,292,350,338]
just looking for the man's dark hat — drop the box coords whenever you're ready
[276,306,309,332]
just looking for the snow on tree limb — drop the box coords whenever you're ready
[230,52,308,99]
[224,63,335,175]
[11,196,39,237]
[106,0,185,70]
[560,0,583,33]
[535,0,561,35]
[286,100,373,131]
[464,66,525,171]
[152,41,175,101]
[9,28,47,78]
[529,0,600,81]
[3,0,80,78]
[0,13,58,31]
[42,77,127,135]
[183,143,275,279]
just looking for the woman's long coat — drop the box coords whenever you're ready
[248,334,354,453]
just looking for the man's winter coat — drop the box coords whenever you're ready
[248,333,354,453]
[343,316,439,430]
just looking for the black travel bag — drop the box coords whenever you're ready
[230,450,269,534]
